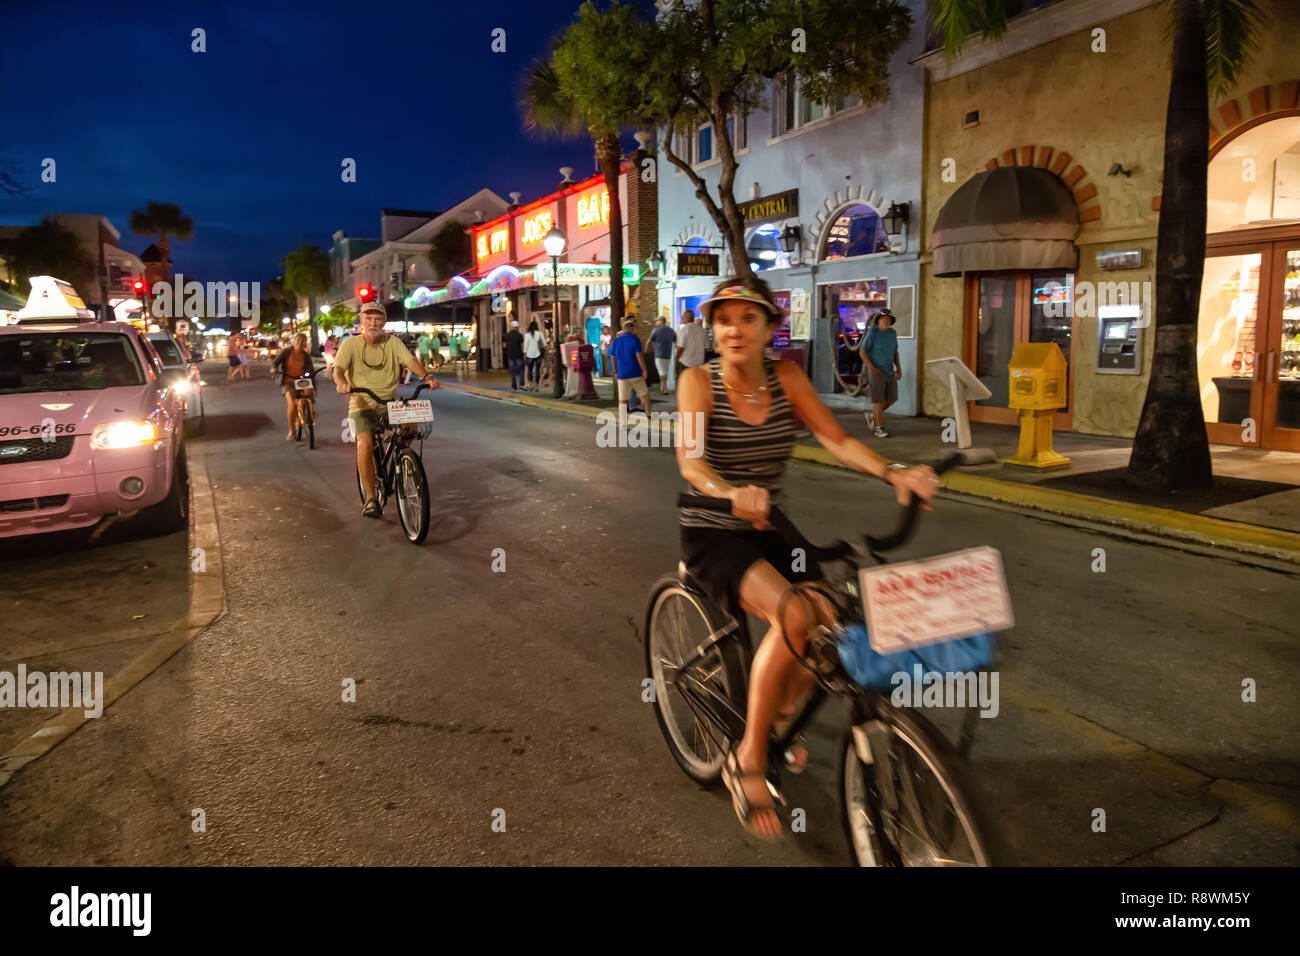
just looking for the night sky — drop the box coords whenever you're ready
[2,0,635,286]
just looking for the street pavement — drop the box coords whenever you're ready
[0,359,1296,865]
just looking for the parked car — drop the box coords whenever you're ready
[0,277,187,540]
[146,330,204,435]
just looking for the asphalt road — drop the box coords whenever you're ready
[1,360,1296,865]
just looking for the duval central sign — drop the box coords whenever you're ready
[738,189,798,225]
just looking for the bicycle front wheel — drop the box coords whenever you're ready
[644,576,748,787]
[395,447,429,544]
[303,400,315,449]
[840,703,1002,867]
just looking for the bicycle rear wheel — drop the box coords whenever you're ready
[644,576,749,787]
[394,447,429,544]
[840,703,1002,866]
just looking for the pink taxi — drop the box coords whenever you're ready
[0,277,187,539]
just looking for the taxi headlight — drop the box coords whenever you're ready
[173,379,191,395]
[91,421,158,449]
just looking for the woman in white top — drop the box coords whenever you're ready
[523,320,545,391]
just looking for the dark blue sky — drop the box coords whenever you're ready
[2,0,633,285]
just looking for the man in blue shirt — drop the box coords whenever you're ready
[648,318,677,395]
[609,318,651,416]
[859,308,900,438]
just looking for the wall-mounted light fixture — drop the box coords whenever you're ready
[882,201,911,237]
[1107,162,1133,178]
[779,224,802,255]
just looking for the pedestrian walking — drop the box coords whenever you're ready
[227,338,241,382]
[539,320,555,389]
[600,324,612,377]
[675,309,706,389]
[649,317,677,396]
[858,308,901,438]
[505,319,526,391]
[238,340,251,379]
[609,318,650,417]
[523,320,544,390]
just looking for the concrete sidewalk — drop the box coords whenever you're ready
[434,365,1300,562]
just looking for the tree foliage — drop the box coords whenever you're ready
[9,218,93,295]
[590,0,912,275]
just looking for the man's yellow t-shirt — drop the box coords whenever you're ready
[335,334,413,412]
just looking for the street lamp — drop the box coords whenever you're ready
[543,226,566,398]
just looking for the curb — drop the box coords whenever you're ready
[0,452,227,790]
[442,379,1300,564]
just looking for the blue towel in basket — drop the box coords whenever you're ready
[836,623,995,693]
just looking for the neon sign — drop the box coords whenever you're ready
[576,189,609,228]
[520,211,553,245]
[476,227,509,261]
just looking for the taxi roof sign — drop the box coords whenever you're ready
[15,276,95,322]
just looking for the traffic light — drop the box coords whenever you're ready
[132,278,145,294]
[357,285,374,302]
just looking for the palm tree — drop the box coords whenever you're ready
[281,243,333,352]
[8,218,93,296]
[129,202,193,333]
[932,0,1266,493]
[427,221,473,282]
[523,57,628,387]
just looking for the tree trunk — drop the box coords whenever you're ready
[159,234,175,333]
[1126,0,1213,492]
[598,136,625,337]
[309,294,320,354]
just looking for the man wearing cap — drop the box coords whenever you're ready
[858,308,900,438]
[609,317,651,416]
[334,302,440,518]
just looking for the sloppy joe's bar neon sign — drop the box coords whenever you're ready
[476,228,509,261]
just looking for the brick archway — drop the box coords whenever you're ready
[983,145,1100,224]
[1151,79,1300,211]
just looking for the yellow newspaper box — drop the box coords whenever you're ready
[1004,342,1070,468]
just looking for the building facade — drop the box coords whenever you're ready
[916,0,1300,451]
[654,0,928,408]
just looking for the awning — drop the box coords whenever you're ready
[932,166,1079,277]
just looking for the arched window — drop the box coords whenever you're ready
[684,236,710,255]
[822,205,888,260]
[1207,116,1300,232]
[746,224,785,272]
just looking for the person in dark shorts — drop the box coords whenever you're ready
[676,276,938,842]
[858,308,901,438]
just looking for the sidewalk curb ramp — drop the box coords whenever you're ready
[0,452,227,790]
[443,379,1300,565]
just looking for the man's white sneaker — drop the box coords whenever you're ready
[874,426,889,438]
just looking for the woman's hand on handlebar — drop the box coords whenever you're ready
[729,484,770,530]
[888,465,940,511]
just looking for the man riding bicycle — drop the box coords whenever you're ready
[271,332,316,440]
[334,302,441,518]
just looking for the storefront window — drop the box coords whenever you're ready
[746,224,786,272]
[822,205,888,260]
[1197,253,1261,425]
[975,276,1018,407]
[1207,118,1300,232]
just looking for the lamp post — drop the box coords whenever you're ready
[543,226,566,398]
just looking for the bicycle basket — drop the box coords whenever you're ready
[836,623,995,694]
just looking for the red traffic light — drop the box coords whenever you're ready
[357,285,374,302]
[132,278,145,293]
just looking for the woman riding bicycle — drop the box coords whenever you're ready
[675,275,939,842]
[272,332,316,440]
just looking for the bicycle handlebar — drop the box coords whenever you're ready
[675,452,965,559]
[348,383,432,405]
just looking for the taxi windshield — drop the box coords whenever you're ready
[0,332,145,393]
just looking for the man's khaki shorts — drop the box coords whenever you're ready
[348,406,387,435]
[617,376,650,402]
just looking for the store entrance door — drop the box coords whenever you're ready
[1200,232,1300,451]
[964,270,1075,428]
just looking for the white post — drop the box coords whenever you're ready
[949,371,973,449]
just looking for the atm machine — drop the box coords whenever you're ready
[1096,304,1144,374]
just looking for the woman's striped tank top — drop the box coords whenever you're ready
[679,357,798,530]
